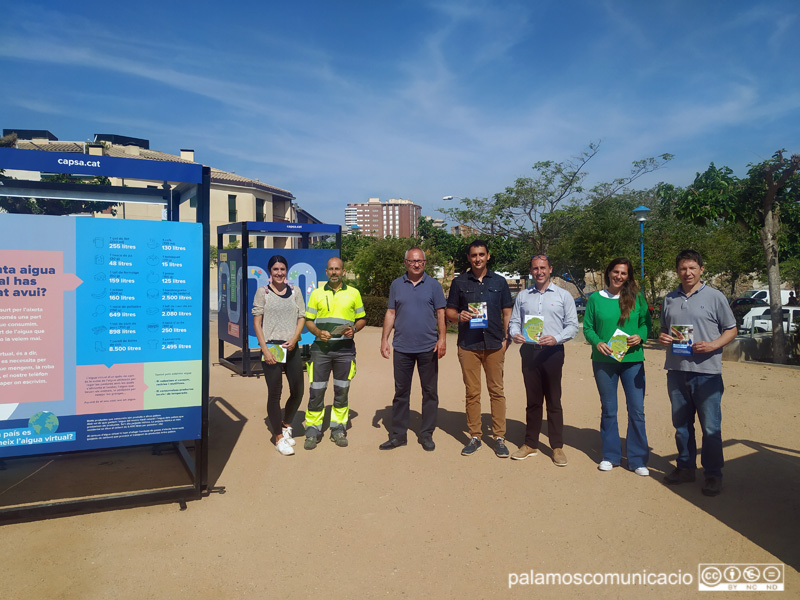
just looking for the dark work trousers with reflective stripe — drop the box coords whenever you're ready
[305,346,355,437]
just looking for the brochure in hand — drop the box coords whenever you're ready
[523,315,545,343]
[330,324,351,336]
[468,302,488,329]
[607,329,630,362]
[670,324,694,355]
[263,344,287,363]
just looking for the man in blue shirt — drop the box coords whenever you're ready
[380,247,447,451]
[508,255,578,465]
[658,249,737,496]
[446,240,514,457]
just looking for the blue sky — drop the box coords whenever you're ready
[2,1,798,225]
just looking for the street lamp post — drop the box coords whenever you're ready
[442,195,495,236]
[632,206,651,281]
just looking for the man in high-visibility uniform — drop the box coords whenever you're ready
[303,256,366,449]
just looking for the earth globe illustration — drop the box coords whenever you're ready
[29,411,59,435]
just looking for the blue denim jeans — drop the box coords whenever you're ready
[666,371,724,478]
[592,361,648,469]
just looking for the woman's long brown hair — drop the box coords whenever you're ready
[604,258,638,326]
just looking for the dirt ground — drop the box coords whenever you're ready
[1,325,798,599]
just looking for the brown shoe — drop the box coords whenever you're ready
[510,444,538,460]
[552,447,568,467]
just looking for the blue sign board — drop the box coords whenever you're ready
[0,214,203,458]
[0,146,203,183]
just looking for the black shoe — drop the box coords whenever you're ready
[331,431,348,447]
[702,476,722,496]
[663,467,696,485]
[379,438,407,450]
[461,437,482,456]
[420,438,435,452]
[494,437,510,458]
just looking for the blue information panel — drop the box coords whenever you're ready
[75,219,202,365]
[0,214,203,458]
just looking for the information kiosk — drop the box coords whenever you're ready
[0,146,210,521]
[216,221,341,376]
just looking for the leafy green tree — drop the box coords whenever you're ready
[481,235,526,275]
[778,199,800,293]
[439,143,672,258]
[417,217,462,266]
[209,239,243,264]
[548,194,639,294]
[703,222,763,298]
[546,186,715,304]
[677,151,800,363]
[0,171,118,215]
[0,132,16,148]
[421,232,524,276]
[639,188,710,306]
[313,229,376,263]
[350,237,442,297]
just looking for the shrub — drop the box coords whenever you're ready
[362,296,388,327]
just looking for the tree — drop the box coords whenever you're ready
[0,132,16,148]
[702,222,762,298]
[417,217,462,266]
[546,185,715,304]
[0,171,118,216]
[778,198,800,293]
[313,230,376,263]
[438,143,672,259]
[639,187,711,306]
[349,237,426,297]
[417,217,524,277]
[548,194,640,294]
[677,151,800,363]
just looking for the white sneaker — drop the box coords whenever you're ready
[282,426,296,447]
[634,466,650,477]
[276,437,294,456]
[598,460,614,471]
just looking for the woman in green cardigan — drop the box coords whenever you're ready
[583,258,652,476]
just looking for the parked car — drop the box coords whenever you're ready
[739,305,770,330]
[730,297,768,310]
[752,306,800,333]
[730,297,768,329]
[574,292,594,314]
[740,289,794,306]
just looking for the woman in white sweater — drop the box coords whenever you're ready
[252,255,306,456]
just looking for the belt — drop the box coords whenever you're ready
[528,343,564,350]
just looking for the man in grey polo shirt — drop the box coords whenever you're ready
[380,247,447,451]
[508,255,578,466]
[659,249,737,496]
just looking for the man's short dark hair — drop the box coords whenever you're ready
[675,249,703,269]
[467,239,489,254]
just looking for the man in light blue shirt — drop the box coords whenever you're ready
[508,255,579,465]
